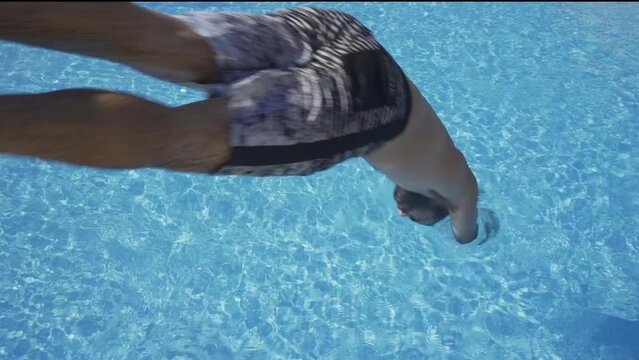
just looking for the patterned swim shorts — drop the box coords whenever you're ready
[175,7,411,176]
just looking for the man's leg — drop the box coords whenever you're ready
[0,2,219,84]
[0,89,231,173]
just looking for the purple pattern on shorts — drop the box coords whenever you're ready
[175,7,409,176]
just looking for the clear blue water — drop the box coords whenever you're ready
[1,2,638,359]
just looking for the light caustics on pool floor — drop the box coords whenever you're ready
[0,2,638,359]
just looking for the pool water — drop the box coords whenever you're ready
[1,2,638,359]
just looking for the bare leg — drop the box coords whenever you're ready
[0,2,219,84]
[0,89,230,173]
